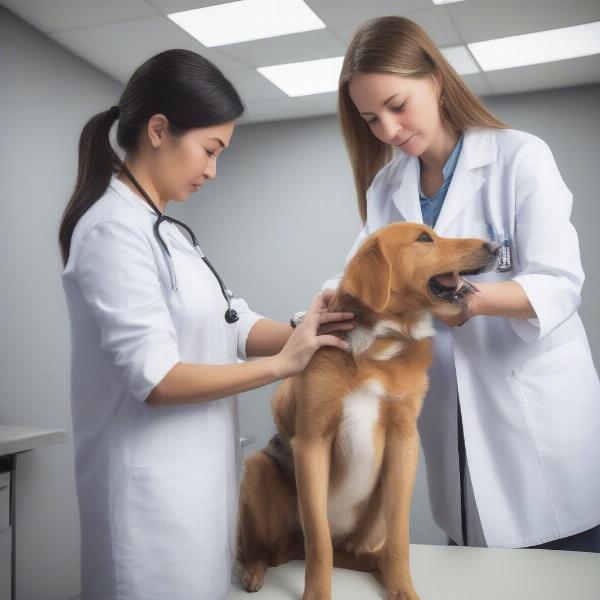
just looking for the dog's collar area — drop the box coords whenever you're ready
[347,313,435,357]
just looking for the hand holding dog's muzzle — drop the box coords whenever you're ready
[435,279,481,327]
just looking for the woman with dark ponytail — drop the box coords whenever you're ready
[60,49,353,600]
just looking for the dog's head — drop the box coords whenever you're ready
[338,222,498,317]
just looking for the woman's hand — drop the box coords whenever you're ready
[273,292,354,379]
[435,304,473,328]
[435,281,536,327]
[435,286,480,328]
[316,288,356,335]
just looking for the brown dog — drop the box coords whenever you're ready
[237,222,498,600]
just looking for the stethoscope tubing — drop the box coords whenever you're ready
[120,164,239,323]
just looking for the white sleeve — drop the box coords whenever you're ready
[321,224,370,291]
[231,298,266,361]
[510,139,584,342]
[76,220,181,402]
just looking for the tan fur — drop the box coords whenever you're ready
[237,223,496,600]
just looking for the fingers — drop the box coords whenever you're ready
[318,322,354,335]
[306,292,327,319]
[318,311,354,324]
[317,334,350,351]
[303,293,354,340]
[321,288,336,305]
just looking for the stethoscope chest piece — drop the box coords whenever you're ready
[225,308,239,323]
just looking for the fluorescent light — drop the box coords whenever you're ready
[432,0,467,5]
[258,56,344,97]
[440,45,480,75]
[468,21,600,71]
[258,48,480,97]
[167,0,325,47]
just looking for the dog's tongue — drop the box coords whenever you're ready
[435,273,460,288]
[433,272,482,294]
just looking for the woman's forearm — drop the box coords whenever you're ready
[245,318,293,357]
[147,294,353,407]
[146,358,284,406]
[472,280,536,320]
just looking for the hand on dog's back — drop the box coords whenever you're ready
[273,292,354,379]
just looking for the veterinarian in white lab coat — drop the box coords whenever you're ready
[60,50,352,600]
[324,17,600,551]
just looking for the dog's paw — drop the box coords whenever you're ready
[302,591,331,600]
[241,561,267,593]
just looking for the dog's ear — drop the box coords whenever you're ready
[341,236,392,313]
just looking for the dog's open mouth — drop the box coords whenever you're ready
[428,271,482,303]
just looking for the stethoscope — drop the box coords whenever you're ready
[120,164,239,324]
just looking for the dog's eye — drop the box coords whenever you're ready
[417,232,433,243]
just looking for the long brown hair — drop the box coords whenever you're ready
[338,16,507,223]
[59,49,244,265]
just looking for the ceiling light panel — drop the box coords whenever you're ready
[468,21,600,71]
[258,56,344,97]
[167,0,325,47]
[440,45,480,75]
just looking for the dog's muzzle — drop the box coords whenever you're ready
[428,272,481,303]
[428,243,499,303]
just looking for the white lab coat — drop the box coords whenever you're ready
[323,128,600,548]
[62,176,263,599]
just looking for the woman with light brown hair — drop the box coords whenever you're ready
[325,16,600,554]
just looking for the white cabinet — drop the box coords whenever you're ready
[0,427,67,600]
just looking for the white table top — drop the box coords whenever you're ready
[229,543,600,600]
[0,425,67,457]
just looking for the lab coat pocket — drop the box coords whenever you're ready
[512,339,600,453]
[114,454,228,599]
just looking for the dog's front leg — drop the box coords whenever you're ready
[381,429,421,600]
[293,436,333,600]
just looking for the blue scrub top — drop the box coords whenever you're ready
[419,133,464,228]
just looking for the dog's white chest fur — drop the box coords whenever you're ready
[347,313,434,358]
[327,380,384,537]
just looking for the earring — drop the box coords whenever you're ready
[440,92,447,107]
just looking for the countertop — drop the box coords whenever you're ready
[229,543,600,600]
[0,425,67,457]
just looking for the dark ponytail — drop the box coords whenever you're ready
[59,49,244,265]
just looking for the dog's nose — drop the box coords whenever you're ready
[484,241,501,255]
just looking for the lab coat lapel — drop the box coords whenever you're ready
[433,129,496,235]
[109,178,206,263]
[391,156,423,224]
[433,162,484,235]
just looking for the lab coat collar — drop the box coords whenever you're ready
[391,128,497,234]
[109,175,157,216]
[108,175,201,255]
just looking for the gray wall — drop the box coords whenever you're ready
[1,5,599,598]
[0,7,122,600]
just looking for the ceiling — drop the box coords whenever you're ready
[3,0,600,124]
